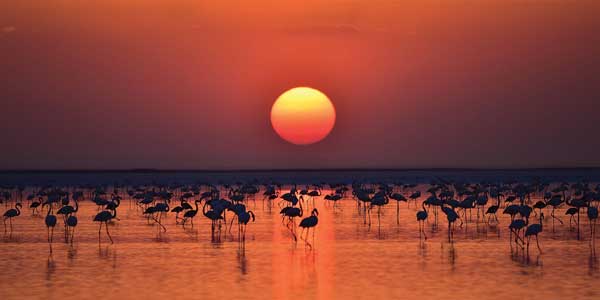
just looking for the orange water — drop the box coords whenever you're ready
[1,187,599,300]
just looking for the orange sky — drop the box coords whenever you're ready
[1,1,600,169]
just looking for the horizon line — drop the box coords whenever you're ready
[2,167,600,174]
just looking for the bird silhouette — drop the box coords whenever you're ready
[93,208,117,244]
[588,205,598,246]
[42,201,58,251]
[237,210,255,243]
[3,203,22,233]
[182,200,201,228]
[389,193,407,225]
[416,201,428,240]
[525,213,543,254]
[66,215,78,244]
[299,208,319,248]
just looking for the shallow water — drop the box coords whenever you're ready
[1,186,599,300]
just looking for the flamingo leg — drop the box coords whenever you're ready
[105,221,113,244]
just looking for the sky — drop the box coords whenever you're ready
[1,0,600,170]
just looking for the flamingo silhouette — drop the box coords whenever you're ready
[416,201,428,240]
[389,193,407,225]
[93,208,117,244]
[57,198,78,241]
[3,203,22,232]
[30,197,42,215]
[66,214,78,244]
[485,196,500,225]
[588,205,598,246]
[42,201,57,245]
[299,208,319,248]
[182,200,201,228]
[281,199,303,241]
[203,201,224,240]
[525,213,543,254]
[441,201,459,242]
[509,218,527,249]
[237,210,255,243]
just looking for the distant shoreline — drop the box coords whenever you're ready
[1,167,600,174]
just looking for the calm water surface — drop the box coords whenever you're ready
[1,185,599,300]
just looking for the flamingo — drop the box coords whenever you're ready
[525,213,543,254]
[203,201,224,240]
[299,208,319,248]
[3,203,22,232]
[57,198,78,241]
[485,196,500,225]
[93,208,117,244]
[182,200,201,228]
[30,197,42,215]
[237,210,255,243]
[546,194,564,231]
[565,207,579,230]
[370,192,388,228]
[416,201,428,240]
[389,193,407,225]
[441,201,459,242]
[588,205,598,246]
[509,219,527,249]
[66,214,78,244]
[42,201,57,244]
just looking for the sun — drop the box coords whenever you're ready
[270,87,336,145]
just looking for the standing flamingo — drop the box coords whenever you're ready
[589,205,598,246]
[182,200,201,228]
[3,203,22,232]
[389,193,407,225]
[237,210,255,243]
[66,214,78,244]
[416,201,428,240]
[93,208,117,244]
[299,208,319,248]
[525,213,543,254]
[42,201,57,244]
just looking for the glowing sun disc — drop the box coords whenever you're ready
[270,87,336,145]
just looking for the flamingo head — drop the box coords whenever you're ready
[312,208,319,216]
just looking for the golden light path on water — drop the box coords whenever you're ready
[0,184,600,300]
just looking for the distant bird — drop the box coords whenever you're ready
[3,203,22,232]
[171,205,185,224]
[30,197,42,215]
[565,207,579,229]
[409,191,421,208]
[93,208,117,244]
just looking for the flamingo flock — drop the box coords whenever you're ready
[1,178,600,257]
